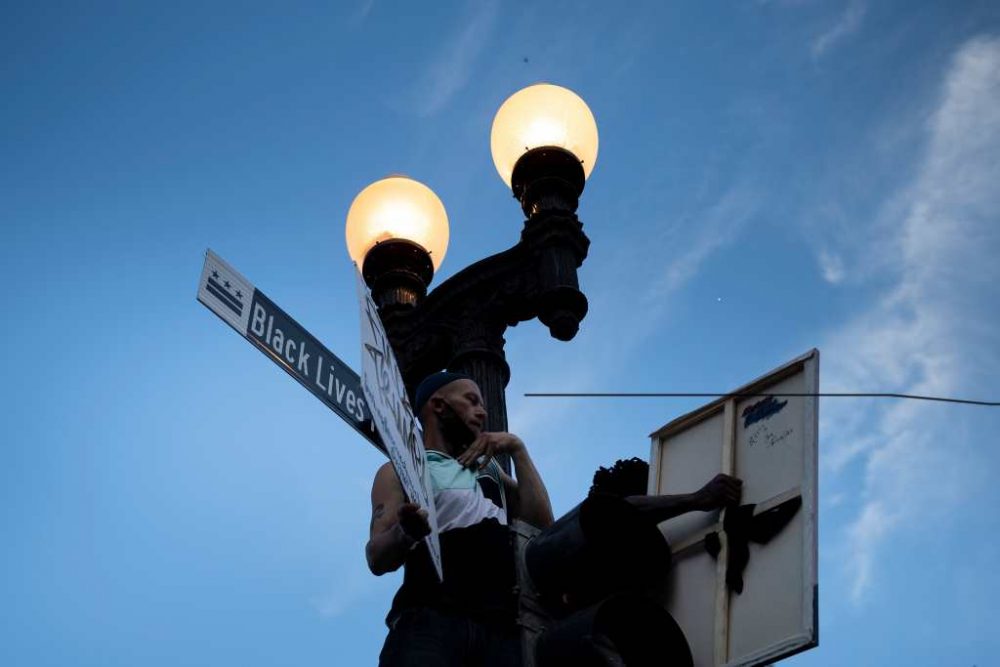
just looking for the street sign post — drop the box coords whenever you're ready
[356,267,443,581]
[197,249,384,453]
[648,350,819,667]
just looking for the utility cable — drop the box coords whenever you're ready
[523,392,999,407]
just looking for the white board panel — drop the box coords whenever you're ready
[730,373,808,661]
[735,373,806,507]
[661,541,720,666]
[653,408,725,547]
[648,350,819,667]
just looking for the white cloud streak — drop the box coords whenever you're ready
[405,0,500,116]
[812,0,867,58]
[647,186,761,299]
[818,248,845,284]
[351,0,376,26]
[820,35,1000,602]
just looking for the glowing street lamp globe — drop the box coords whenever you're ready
[345,175,449,272]
[345,176,449,308]
[490,83,599,193]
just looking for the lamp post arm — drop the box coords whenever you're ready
[381,212,591,364]
[374,209,591,472]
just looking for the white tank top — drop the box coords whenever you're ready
[425,450,507,532]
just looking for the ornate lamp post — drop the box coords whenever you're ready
[345,83,598,470]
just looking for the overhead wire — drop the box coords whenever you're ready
[523,392,999,407]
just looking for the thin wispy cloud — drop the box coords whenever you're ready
[812,0,867,58]
[820,35,1000,602]
[405,0,500,116]
[646,185,760,300]
[351,0,376,26]
[818,248,845,284]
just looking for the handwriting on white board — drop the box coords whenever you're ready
[743,396,793,449]
[748,425,794,449]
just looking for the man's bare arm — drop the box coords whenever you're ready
[624,474,743,524]
[365,463,430,576]
[501,446,554,529]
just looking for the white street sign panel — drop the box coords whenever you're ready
[197,249,383,452]
[648,350,819,667]
[356,267,443,581]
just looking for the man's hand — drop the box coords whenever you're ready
[396,502,431,544]
[366,463,431,575]
[456,432,525,469]
[694,474,743,511]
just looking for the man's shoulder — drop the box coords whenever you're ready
[373,461,401,490]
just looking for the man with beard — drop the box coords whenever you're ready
[367,372,553,667]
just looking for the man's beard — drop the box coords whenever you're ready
[437,401,478,452]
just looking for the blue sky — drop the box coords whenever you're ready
[3,1,999,665]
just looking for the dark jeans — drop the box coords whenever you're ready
[378,607,522,667]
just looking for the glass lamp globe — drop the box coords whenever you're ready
[345,176,449,272]
[490,83,599,189]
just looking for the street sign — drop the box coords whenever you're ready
[356,267,443,581]
[197,249,384,453]
[648,350,819,667]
